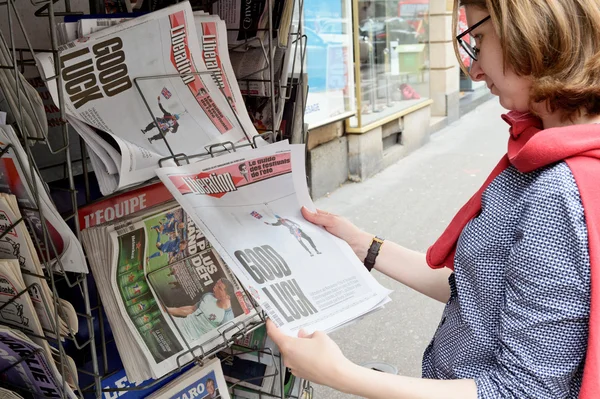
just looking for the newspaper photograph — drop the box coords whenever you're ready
[0,326,77,399]
[156,142,391,336]
[147,357,229,399]
[109,205,255,378]
[36,2,257,160]
[0,125,87,273]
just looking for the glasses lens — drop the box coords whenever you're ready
[459,38,477,61]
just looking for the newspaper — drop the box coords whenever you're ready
[213,0,270,48]
[0,262,78,395]
[0,193,77,338]
[0,326,76,398]
[156,142,392,336]
[0,125,87,273]
[38,3,259,195]
[147,357,229,399]
[81,198,259,383]
[0,387,24,399]
[0,31,47,141]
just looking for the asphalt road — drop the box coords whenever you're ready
[311,98,508,398]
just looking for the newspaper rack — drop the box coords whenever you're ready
[0,0,311,397]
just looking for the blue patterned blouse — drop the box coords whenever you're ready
[422,162,591,398]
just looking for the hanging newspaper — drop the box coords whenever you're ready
[35,2,259,195]
[107,204,256,379]
[156,142,392,335]
[0,125,87,273]
[0,313,77,398]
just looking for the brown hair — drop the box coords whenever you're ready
[452,0,600,121]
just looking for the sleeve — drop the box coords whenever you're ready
[222,308,234,324]
[158,102,170,116]
[475,178,591,398]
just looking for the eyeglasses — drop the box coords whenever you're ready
[456,15,491,61]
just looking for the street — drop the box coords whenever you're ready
[311,97,508,398]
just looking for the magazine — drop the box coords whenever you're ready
[156,142,391,336]
[0,125,87,273]
[81,198,259,383]
[147,357,229,399]
[36,2,259,195]
[0,326,77,398]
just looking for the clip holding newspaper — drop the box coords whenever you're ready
[156,142,392,335]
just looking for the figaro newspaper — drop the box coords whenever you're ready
[156,142,391,335]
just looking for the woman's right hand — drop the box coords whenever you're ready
[301,206,373,262]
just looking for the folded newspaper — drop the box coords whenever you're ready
[156,142,392,336]
[0,125,87,273]
[81,196,259,382]
[0,193,78,338]
[0,387,24,399]
[36,2,260,195]
[0,306,77,398]
[146,357,229,399]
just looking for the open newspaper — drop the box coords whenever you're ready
[81,198,258,382]
[147,357,229,399]
[0,125,87,273]
[36,2,259,195]
[156,142,392,335]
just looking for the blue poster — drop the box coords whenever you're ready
[303,0,345,93]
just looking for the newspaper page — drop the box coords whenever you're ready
[35,2,258,164]
[0,125,87,273]
[213,0,269,48]
[0,326,76,399]
[147,357,229,399]
[109,205,255,378]
[156,142,392,336]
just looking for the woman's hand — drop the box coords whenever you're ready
[301,207,373,261]
[266,320,353,388]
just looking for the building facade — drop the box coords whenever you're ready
[304,0,487,198]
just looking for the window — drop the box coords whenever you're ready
[348,0,430,130]
[303,0,356,128]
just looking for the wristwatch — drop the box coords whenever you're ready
[364,236,384,272]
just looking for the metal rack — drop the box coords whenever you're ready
[0,0,310,397]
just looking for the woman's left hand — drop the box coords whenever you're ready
[266,319,353,388]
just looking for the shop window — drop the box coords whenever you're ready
[303,0,357,129]
[348,0,431,131]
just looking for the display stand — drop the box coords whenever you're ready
[0,0,310,396]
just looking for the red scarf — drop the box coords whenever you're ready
[426,111,600,398]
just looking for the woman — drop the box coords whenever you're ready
[166,278,242,343]
[266,0,600,397]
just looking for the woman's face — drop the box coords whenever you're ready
[465,6,532,112]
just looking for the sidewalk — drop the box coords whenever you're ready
[312,98,508,398]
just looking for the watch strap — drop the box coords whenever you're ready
[364,236,384,272]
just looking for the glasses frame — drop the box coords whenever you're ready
[456,15,491,62]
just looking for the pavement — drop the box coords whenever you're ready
[310,97,508,398]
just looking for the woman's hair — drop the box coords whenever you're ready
[452,0,600,120]
[219,277,244,315]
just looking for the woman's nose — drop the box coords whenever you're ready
[469,60,485,82]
